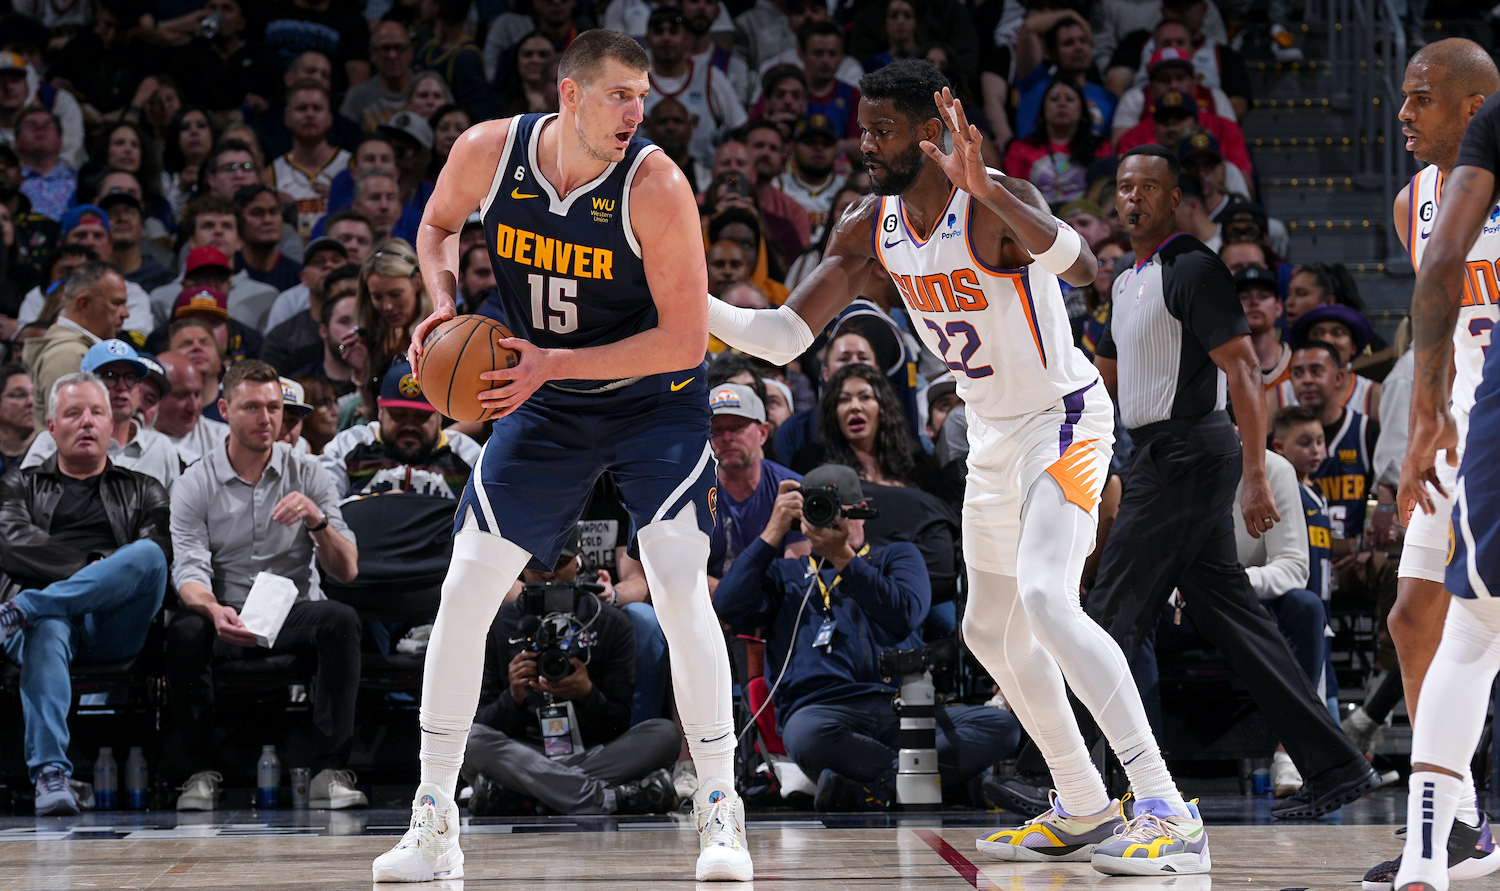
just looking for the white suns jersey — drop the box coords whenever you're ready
[1408,163,1500,415]
[873,187,1098,419]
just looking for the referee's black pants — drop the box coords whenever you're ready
[1084,412,1362,780]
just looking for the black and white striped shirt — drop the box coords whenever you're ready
[1096,233,1249,430]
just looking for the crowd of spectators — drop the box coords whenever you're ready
[0,0,1435,820]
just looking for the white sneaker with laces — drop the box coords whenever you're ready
[311,768,368,809]
[372,784,464,883]
[693,778,753,881]
[176,771,223,811]
[1272,751,1303,798]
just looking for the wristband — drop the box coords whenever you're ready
[1033,222,1082,277]
[1375,504,1397,513]
[307,516,329,532]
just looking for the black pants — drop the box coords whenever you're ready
[165,599,362,776]
[463,718,680,815]
[1084,414,1361,779]
[780,693,1020,790]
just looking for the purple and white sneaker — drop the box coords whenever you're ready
[1091,797,1211,876]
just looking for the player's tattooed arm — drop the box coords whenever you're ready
[1403,165,1497,517]
[782,193,881,333]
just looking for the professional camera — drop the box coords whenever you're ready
[879,640,960,806]
[797,484,880,529]
[515,580,601,682]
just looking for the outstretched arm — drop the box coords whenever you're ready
[921,88,1098,287]
[1404,164,1498,518]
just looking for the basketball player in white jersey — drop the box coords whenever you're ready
[708,59,1207,876]
[1359,39,1500,891]
[373,32,750,883]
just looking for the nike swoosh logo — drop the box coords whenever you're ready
[511,187,540,199]
[884,239,902,248]
[671,377,695,391]
[1420,229,1431,239]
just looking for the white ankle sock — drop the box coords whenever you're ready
[1398,771,1464,891]
[1114,731,1187,816]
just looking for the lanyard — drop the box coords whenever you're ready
[807,544,871,612]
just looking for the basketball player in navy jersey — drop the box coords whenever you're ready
[1394,85,1500,891]
[372,31,751,883]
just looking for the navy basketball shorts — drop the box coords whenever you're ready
[1448,376,1500,600]
[455,370,717,571]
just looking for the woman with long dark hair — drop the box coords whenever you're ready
[1002,79,1112,206]
[163,107,218,220]
[427,104,473,181]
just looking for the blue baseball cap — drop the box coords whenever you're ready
[81,339,148,377]
[378,357,433,412]
[60,204,110,236]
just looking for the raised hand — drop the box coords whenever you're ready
[920,87,994,199]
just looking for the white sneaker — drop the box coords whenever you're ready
[176,771,223,811]
[1342,705,1387,754]
[310,768,368,809]
[693,778,753,882]
[675,760,699,800]
[372,784,464,883]
[1271,751,1303,798]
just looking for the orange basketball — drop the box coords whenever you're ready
[417,315,521,423]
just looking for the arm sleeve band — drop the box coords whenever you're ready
[1033,221,1082,277]
[706,296,816,366]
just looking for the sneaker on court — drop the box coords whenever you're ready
[693,778,753,881]
[1271,757,1380,819]
[34,765,80,816]
[976,790,1124,862]
[674,760,700,800]
[1091,798,1211,876]
[981,773,1053,819]
[310,768,368,809]
[1272,751,1303,798]
[813,769,893,812]
[1362,814,1500,891]
[1343,705,1387,755]
[175,771,223,811]
[372,784,464,883]
[614,768,679,815]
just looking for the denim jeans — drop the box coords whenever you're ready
[621,601,668,726]
[2,541,168,780]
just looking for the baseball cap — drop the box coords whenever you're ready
[828,298,905,378]
[761,63,807,98]
[1150,90,1199,120]
[558,526,585,562]
[304,235,349,263]
[1223,200,1269,235]
[379,110,434,150]
[174,284,230,320]
[1290,303,1376,354]
[708,383,766,423]
[1177,131,1223,162]
[137,352,171,395]
[61,204,110,236]
[1232,265,1279,293]
[765,376,794,414]
[1147,46,1196,77]
[0,52,26,75]
[81,339,149,377]
[926,372,958,406]
[184,245,234,276]
[794,116,839,143]
[96,189,143,213]
[802,463,864,506]
[280,377,313,415]
[378,357,434,411]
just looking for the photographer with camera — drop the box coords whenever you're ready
[713,465,1019,811]
[463,529,682,817]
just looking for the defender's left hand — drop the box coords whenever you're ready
[478,338,554,417]
[921,88,994,199]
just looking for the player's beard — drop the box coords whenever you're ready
[575,106,629,163]
[866,142,925,196]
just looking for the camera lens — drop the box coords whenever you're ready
[538,648,574,682]
[801,488,841,528]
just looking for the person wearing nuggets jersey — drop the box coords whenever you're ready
[1355,40,1500,891]
[1387,43,1500,891]
[706,59,1204,876]
[372,31,752,884]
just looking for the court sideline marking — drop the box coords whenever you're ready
[914,828,1001,889]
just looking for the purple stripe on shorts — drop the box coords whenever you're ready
[1059,384,1090,455]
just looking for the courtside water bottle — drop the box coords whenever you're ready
[125,747,148,809]
[256,745,281,809]
[94,748,118,810]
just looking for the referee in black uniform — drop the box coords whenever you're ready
[1089,145,1379,819]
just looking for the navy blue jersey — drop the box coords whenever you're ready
[1300,481,1333,602]
[1311,408,1375,541]
[479,113,661,390]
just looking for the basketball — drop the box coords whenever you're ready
[417,314,520,423]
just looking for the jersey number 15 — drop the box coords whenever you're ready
[528,274,579,334]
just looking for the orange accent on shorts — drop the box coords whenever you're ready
[1046,439,1102,514]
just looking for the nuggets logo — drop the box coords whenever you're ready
[1191,133,1210,150]
[708,387,742,411]
[707,487,718,525]
[399,374,423,398]
[1162,91,1183,107]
